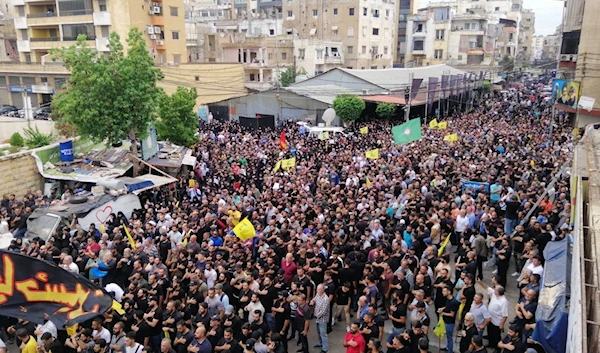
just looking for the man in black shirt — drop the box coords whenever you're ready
[438,286,459,353]
[144,296,163,352]
[459,313,478,353]
[359,313,379,343]
[173,321,193,353]
[215,328,241,353]
[41,332,65,353]
[272,291,291,337]
[498,324,526,353]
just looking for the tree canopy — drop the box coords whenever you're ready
[375,102,397,119]
[156,87,198,147]
[332,94,365,123]
[51,28,164,147]
[279,66,308,87]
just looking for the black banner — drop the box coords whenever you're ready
[0,250,112,327]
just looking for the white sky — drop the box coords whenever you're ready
[523,0,564,36]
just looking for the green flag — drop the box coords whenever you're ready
[392,118,422,145]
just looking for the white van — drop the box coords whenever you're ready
[306,126,348,138]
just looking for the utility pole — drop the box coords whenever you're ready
[404,73,414,122]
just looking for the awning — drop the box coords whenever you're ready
[310,28,317,35]
[361,95,426,106]
[331,26,338,31]
[182,149,197,166]
[117,174,177,195]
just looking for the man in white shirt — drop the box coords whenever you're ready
[124,332,142,353]
[526,255,544,280]
[61,255,79,273]
[105,283,125,302]
[92,317,112,343]
[477,279,508,351]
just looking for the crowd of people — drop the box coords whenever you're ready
[0,79,574,353]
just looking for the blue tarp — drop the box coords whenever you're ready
[531,237,570,353]
[125,180,155,193]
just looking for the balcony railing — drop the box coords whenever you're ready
[27,13,57,18]
[60,9,93,16]
[30,37,60,41]
[63,35,96,41]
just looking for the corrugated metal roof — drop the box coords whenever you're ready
[283,84,359,104]
[337,64,469,90]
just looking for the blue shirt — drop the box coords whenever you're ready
[210,236,223,247]
[403,230,413,248]
[490,184,502,201]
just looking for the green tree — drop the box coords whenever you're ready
[375,102,396,119]
[156,87,199,147]
[482,80,491,93]
[499,55,515,73]
[332,94,365,123]
[279,66,308,87]
[51,28,164,151]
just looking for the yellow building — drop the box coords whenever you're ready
[13,0,186,65]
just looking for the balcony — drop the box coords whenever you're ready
[95,37,109,52]
[257,0,282,7]
[27,12,93,25]
[0,62,69,74]
[63,35,96,41]
[151,15,164,26]
[14,17,27,29]
[324,54,343,64]
[244,80,273,91]
[13,0,24,5]
[17,40,30,52]
[93,11,111,26]
[412,30,426,37]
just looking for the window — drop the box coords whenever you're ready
[312,9,318,16]
[383,46,388,54]
[268,53,273,60]
[62,24,95,40]
[371,46,378,54]
[101,25,109,37]
[98,0,107,11]
[435,29,445,40]
[349,7,355,15]
[172,31,179,40]
[372,28,379,35]
[347,26,354,36]
[434,49,443,59]
[362,45,367,54]
[282,52,287,60]
[385,9,390,17]
[434,7,450,21]
[298,49,305,58]
[347,46,354,54]
[173,54,181,64]
[249,73,256,81]
[269,29,274,35]
[494,6,499,11]
[170,7,178,16]
[287,10,293,17]
[332,28,338,35]
[372,9,379,17]
[363,7,367,16]
[457,55,463,60]
[333,8,338,15]
[413,40,423,50]
[415,23,423,32]
[362,26,367,37]
[316,49,323,59]
[469,41,477,49]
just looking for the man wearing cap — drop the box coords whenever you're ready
[207,315,224,348]
[215,283,230,309]
[272,291,291,338]
[223,305,242,337]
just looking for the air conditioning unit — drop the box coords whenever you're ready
[147,27,155,34]
[559,54,569,61]
[154,27,161,34]
[149,10,155,15]
[153,6,161,14]
[150,34,157,40]
[152,2,159,6]
[571,54,577,62]
[156,40,164,45]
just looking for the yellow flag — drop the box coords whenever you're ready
[123,225,136,249]
[233,217,256,241]
[189,179,195,188]
[433,316,446,338]
[365,149,379,159]
[319,131,330,140]
[438,121,448,129]
[273,160,281,173]
[530,160,535,167]
[438,233,451,256]
[66,325,78,336]
[457,302,466,319]
[183,229,191,246]
[281,157,296,170]
[111,300,125,315]
[228,210,241,226]
[366,177,372,188]
[360,126,369,135]
[429,119,439,129]
[443,133,458,142]
[99,224,105,233]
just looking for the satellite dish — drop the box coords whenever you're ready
[295,74,308,83]
[322,108,336,126]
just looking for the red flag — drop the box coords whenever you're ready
[280,129,288,150]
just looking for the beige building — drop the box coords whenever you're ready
[282,0,397,70]
[13,0,186,65]
[519,8,534,64]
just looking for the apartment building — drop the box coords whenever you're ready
[519,8,533,64]
[13,0,186,65]
[282,0,397,70]
[394,0,413,67]
[404,0,532,71]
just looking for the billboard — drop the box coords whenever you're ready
[552,80,580,108]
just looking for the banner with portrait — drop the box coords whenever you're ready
[552,80,580,109]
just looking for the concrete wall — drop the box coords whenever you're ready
[0,151,43,198]
[0,116,54,142]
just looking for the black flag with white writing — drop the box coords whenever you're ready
[0,250,112,327]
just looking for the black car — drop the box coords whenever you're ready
[0,105,19,116]
[34,106,52,120]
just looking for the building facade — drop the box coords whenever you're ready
[281,0,397,70]
[13,0,186,65]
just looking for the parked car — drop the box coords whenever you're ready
[34,106,52,120]
[0,105,19,116]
